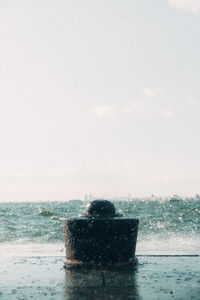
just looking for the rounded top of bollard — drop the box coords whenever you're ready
[85,200,116,218]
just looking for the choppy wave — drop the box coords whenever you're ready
[0,199,200,255]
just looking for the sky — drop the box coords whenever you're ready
[0,0,200,201]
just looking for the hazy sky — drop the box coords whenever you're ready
[1,0,200,201]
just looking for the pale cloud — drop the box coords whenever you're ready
[90,86,163,118]
[121,102,136,114]
[91,104,116,118]
[91,101,141,117]
[169,0,200,14]
[163,108,174,118]
[120,100,144,114]
[90,88,163,119]
[131,100,141,107]
[188,96,198,107]
[121,106,132,114]
[107,160,136,169]
[143,88,155,97]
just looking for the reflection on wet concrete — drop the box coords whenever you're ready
[64,269,139,299]
[0,256,200,299]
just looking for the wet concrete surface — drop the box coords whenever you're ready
[0,256,199,299]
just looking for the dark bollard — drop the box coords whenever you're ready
[62,200,139,270]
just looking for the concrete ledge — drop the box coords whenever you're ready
[0,256,200,299]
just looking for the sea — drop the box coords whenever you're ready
[0,198,200,257]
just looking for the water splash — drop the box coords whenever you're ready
[0,199,199,256]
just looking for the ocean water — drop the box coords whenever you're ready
[0,199,200,257]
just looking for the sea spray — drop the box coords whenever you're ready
[0,199,199,256]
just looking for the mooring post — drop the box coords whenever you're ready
[63,199,139,270]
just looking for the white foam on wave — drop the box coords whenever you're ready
[137,236,200,255]
[0,236,200,257]
[0,243,65,257]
